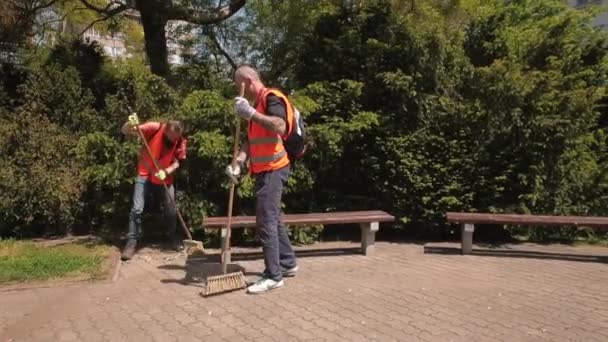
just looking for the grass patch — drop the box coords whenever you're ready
[0,239,112,284]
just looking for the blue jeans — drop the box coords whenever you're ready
[127,176,176,240]
[255,165,297,281]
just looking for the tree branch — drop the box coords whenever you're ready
[30,0,58,13]
[74,0,130,36]
[206,27,237,70]
[37,6,87,27]
[77,0,130,16]
[78,14,115,36]
[76,0,107,13]
[11,0,58,18]
[167,0,246,25]
[35,22,48,47]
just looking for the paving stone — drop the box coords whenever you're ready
[0,242,607,342]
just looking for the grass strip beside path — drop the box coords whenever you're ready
[0,239,111,284]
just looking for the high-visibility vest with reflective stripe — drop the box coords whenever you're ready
[137,123,179,185]
[248,88,294,174]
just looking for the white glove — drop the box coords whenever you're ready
[128,113,139,127]
[234,97,256,121]
[225,163,241,184]
[154,169,167,181]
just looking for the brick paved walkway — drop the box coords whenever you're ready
[1,242,607,341]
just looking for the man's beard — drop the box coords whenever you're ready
[163,135,175,149]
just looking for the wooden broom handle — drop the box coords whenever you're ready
[225,123,240,232]
[222,83,245,271]
[136,126,162,172]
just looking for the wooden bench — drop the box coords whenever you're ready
[447,212,608,255]
[203,210,395,257]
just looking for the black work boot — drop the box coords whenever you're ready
[121,239,137,261]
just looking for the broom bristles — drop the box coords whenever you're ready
[201,271,247,297]
[183,239,205,256]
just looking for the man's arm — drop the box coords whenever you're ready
[165,137,187,174]
[165,159,180,174]
[121,121,161,138]
[250,113,286,135]
[121,121,138,136]
[250,95,288,135]
[235,95,287,135]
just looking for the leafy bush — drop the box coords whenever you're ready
[2,1,608,245]
[0,113,84,237]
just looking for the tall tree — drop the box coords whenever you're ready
[0,0,58,45]
[76,0,246,78]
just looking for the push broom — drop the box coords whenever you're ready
[129,112,205,256]
[201,84,248,296]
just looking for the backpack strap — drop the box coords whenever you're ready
[258,88,295,139]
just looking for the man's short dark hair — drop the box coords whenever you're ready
[167,120,184,134]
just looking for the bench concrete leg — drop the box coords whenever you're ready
[360,222,379,256]
[461,223,475,255]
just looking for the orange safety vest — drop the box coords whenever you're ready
[137,123,180,185]
[248,88,294,174]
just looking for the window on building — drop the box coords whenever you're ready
[577,0,604,5]
[110,47,125,57]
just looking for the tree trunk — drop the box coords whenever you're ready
[135,0,170,78]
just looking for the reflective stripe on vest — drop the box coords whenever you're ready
[249,136,283,146]
[250,150,287,163]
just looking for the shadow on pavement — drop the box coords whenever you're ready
[158,246,361,287]
[424,245,608,264]
[159,258,246,287]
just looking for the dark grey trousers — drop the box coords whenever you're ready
[255,165,297,281]
[127,176,176,240]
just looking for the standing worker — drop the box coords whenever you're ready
[121,117,187,261]
[226,65,298,294]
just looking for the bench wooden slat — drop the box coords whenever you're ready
[447,212,608,228]
[204,210,394,256]
[447,212,608,255]
[203,210,394,229]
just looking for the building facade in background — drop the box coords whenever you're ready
[82,27,127,58]
[570,0,608,29]
[80,9,188,64]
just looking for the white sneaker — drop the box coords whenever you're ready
[282,265,299,277]
[247,277,284,294]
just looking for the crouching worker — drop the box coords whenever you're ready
[120,116,187,261]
